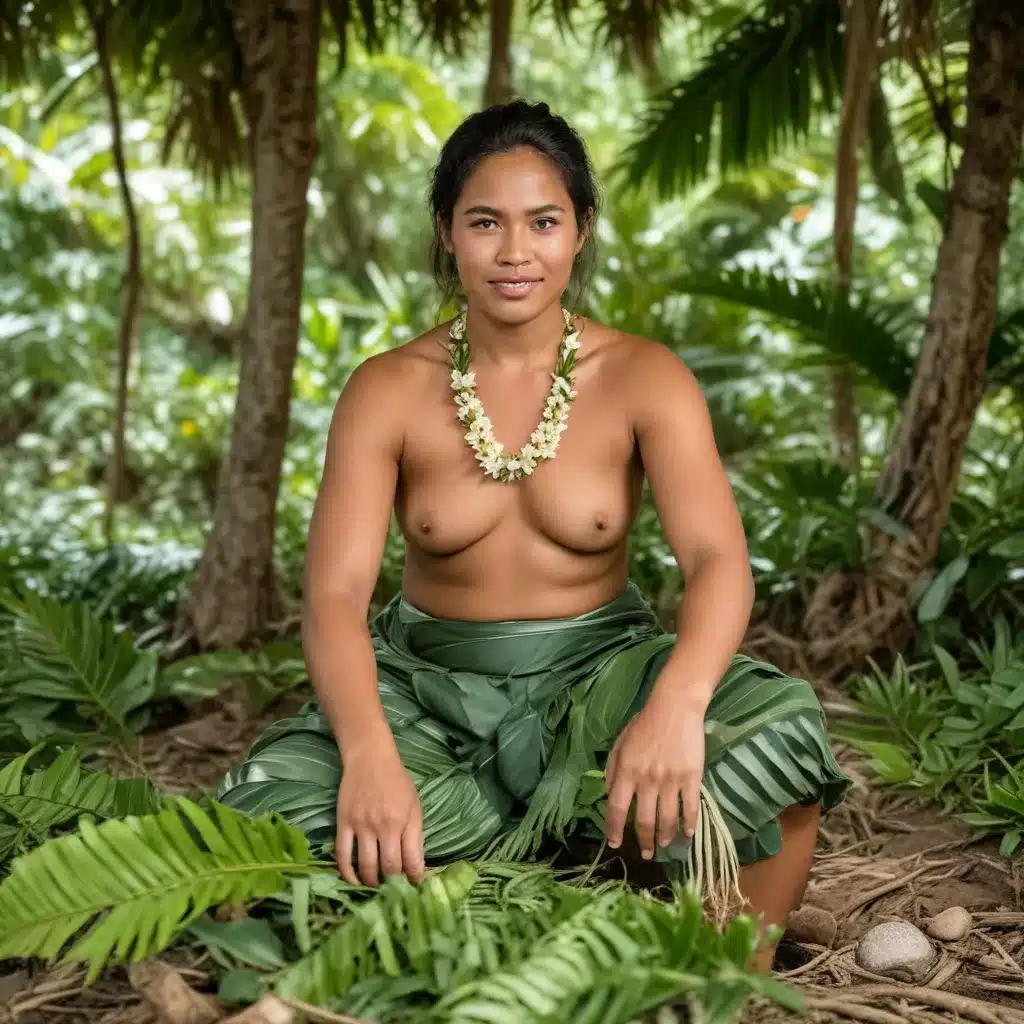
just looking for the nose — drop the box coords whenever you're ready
[497,224,530,268]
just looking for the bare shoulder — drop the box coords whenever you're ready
[583,319,703,409]
[335,325,448,409]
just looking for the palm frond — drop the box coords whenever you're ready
[0,745,160,846]
[0,0,76,85]
[0,797,325,981]
[675,268,917,396]
[275,861,479,1004]
[617,0,843,196]
[867,81,910,213]
[0,589,157,740]
[114,0,247,191]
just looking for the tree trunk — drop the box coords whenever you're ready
[483,0,514,107]
[86,0,142,544]
[182,0,322,649]
[805,1,1024,676]
[829,0,881,473]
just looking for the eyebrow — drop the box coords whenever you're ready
[462,204,566,217]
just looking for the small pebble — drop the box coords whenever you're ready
[856,920,936,981]
[223,995,296,1024]
[787,905,838,948]
[924,906,973,942]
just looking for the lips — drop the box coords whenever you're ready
[491,279,542,298]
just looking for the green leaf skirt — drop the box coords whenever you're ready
[215,582,850,871]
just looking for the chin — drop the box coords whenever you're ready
[475,289,562,325]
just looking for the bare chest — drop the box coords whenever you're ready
[396,363,641,557]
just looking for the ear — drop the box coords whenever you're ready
[437,214,454,254]
[575,207,594,256]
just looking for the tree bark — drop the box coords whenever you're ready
[829,0,882,473]
[805,1,1024,675]
[86,0,142,544]
[182,0,322,649]
[483,0,514,107]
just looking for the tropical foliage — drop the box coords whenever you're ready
[1,0,1023,1018]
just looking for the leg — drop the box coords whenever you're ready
[738,801,820,972]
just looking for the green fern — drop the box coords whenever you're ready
[275,861,478,1004]
[0,745,160,856]
[0,798,328,981]
[0,589,157,741]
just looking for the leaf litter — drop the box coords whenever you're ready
[1,701,1021,1024]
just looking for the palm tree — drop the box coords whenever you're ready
[804,2,1024,673]
[622,0,1024,674]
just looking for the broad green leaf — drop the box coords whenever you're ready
[999,830,1021,856]
[989,534,1024,558]
[917,556,969,624]
[186,915,287,970]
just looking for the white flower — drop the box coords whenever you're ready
[448,308,580,483]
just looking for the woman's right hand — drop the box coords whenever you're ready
[335,744,425,888]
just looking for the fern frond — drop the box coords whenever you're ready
[676,267,917,396]
[618,0,843,196]
[0,746,160,838]
[0,798,325,981]
[0,589,157,740]
[275,860,478,1004]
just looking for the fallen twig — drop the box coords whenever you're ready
[973,928,1024,979]
[277,996,374,1024]
[847,983,1024,1024]
[843,861,948,917]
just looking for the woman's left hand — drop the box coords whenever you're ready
[604,693,707,860]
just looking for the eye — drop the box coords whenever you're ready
[471,218,497,229]
[535,218,557,229]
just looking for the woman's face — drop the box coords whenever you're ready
[444,146,589,325]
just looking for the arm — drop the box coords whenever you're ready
[633,342,755,712]
[302,353,405,759]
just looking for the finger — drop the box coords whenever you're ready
[634,783,659,859]
[356,832,380,887]
[402,807,426,885]
[378,828,405,882]
[336,825,359,885]
[682,778,701,840]
[605,740,620,787]
[657,786,682,847]
[605,773,635,849]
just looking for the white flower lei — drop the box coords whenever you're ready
[448,307,581,482]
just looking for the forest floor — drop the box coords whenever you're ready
[1,682,1022,1024]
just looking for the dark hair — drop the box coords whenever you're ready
[428,100,601,311]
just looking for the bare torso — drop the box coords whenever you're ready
[391,316,645,620]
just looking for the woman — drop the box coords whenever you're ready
[216,100,850,967]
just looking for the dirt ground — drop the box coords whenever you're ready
[1,685,1022,1024]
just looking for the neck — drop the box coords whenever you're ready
[464,302,566,370]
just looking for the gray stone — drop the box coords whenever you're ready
[787,905,838,948]
[924,906,973,942]
[855,920,936,981]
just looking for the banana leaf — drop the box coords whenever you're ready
[216,583,850,892]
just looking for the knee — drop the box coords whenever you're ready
[780,800,821,832]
